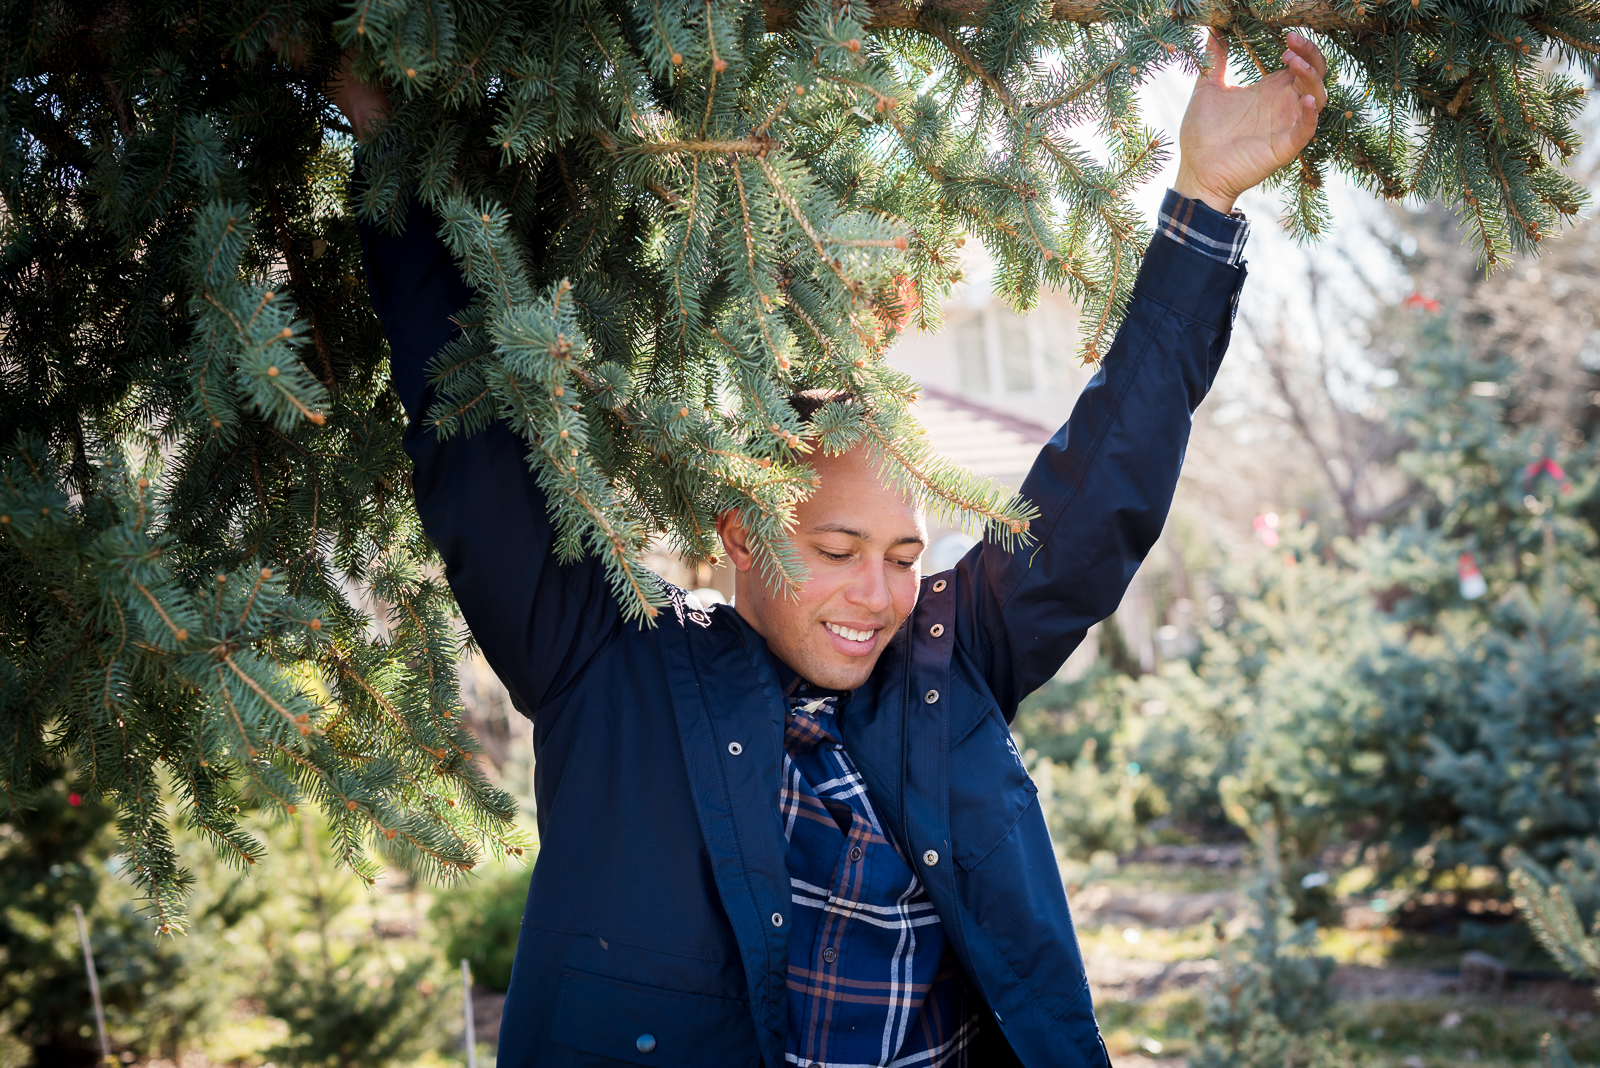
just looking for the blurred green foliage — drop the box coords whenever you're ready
[429,860,534,995]
[0,779,220,1065]
[0,785,458,1066]
[261,946,452,1068]
[256,818,457,1068]
[1018,306,1600,910]
[1187,822,1358,1068]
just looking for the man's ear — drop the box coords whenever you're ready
[716,509,756,573]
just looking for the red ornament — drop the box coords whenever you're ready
[1253,512,1280,547]
[68,793,82,806]
[1403,292,1442,313]
[1457,552,1486,600]
[1523,457,1570,494]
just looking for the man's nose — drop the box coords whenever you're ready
[846,559,893,614]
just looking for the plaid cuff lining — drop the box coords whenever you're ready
[1157,188,1250,266]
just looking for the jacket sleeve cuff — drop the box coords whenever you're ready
[1135,227,1248,335]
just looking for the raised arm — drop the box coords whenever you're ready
[331,63,620,719]
[952,30,1328,713]
[953,223,1239,712]
[357,195,621,719]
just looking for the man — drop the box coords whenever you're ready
[334,28,1326,1068]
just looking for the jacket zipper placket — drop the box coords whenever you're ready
[899,613,913,858]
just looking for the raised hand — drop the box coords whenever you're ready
[320,52,392,144]
[273,36,391,144]
[323,52,391,144]
[1174,30,1328,216]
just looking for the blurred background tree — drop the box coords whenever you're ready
[1,787,473,1067]
[1019,192,1600,893]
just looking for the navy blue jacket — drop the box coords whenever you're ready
[359,207,1242,1067]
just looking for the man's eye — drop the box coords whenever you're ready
[891,558,917,571]
[818,549,851,561]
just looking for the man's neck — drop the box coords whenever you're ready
[764,645,846,699]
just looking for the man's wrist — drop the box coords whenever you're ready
[1173,169,1236,217]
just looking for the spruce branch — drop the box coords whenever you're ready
[632,136,776,155]
[764,0,1377,33]
[1508,845,1600,983]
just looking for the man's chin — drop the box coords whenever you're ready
[796,649,879,691]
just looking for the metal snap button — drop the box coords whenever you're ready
[929,623,944,637]
[849,846,863,862]
[636,1034,657,1053]
[727,741,742,755]
[822,946,838,963]
[931,578,947,593]
[923,849,939,867]
[924,689,939,704]
[772,912,784,927]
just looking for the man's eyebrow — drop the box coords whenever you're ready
[810,522,870,540]
[810,522,926,549]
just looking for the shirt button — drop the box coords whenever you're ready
[727,741,742,755]
[772,912,784,927]
[924,689,939,704]
[931,578,947,593]
[929,623,944,637]
[849,846,863,862]
[923,849,939,867]
[822,946,838,963]
[636,1034,657,1053]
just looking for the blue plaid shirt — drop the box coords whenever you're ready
[774,190,1246,1067]
[777,668,983,1068]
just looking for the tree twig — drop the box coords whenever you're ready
[763,0,1374,34]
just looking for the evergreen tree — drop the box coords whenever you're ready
[1191,820,1350,1068]
[1418,583,1600,868]
[3,1,1598,921]
[1354,308,1600,873]
[258,816,456,1068]
[1508,840,1598,1068]
[0,778,215,1065]
[1115,298,1600,894]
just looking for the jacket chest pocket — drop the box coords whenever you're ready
[551,969,760,1067]
[947,689,1038,871]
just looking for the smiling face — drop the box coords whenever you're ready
[717,445,926,691]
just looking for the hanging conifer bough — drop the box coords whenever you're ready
[1,0,1596,925]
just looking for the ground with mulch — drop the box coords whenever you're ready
[129,846,1595,1068]
[1075,851,1597,1067]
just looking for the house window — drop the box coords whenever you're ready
[997,311,1033,392]
[951,307,1039,394]
[955,317,989,392]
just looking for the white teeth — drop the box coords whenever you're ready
[826,622,877,643]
